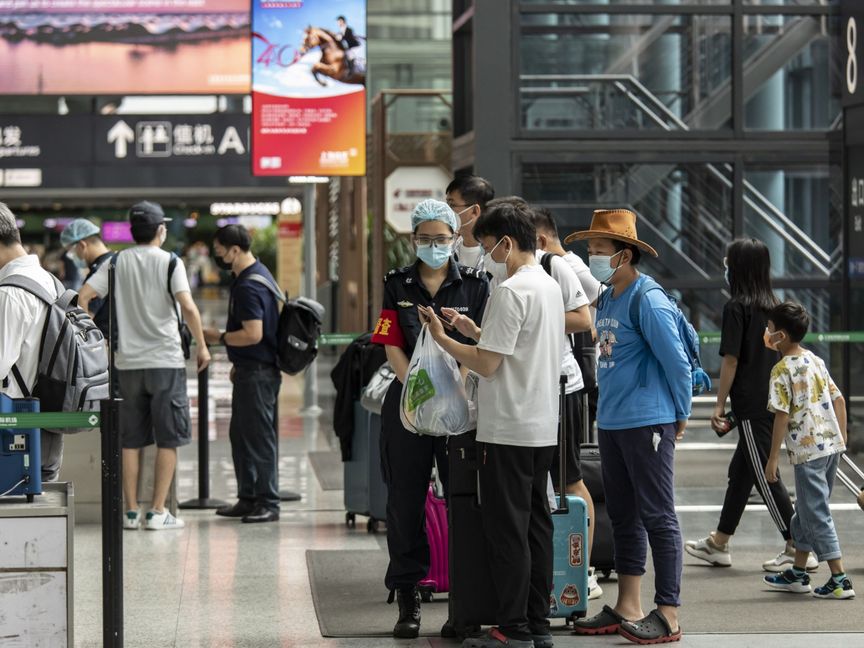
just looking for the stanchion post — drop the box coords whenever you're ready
[100,397,123,648]
[180,361,228,510]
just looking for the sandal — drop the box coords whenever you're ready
[571,604,626,636]
[618,609,682,645]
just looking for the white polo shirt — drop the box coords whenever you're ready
[0,255,58,398]
[476,264,564,448]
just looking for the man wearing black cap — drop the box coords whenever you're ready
[80,201,211,532]
[203,225,282,523]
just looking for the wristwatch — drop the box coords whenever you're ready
[219,332,227,346]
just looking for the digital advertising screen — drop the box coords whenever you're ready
[251,0,366,177]
[0,0,251,94]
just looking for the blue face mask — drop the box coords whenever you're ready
[417,244,452,269]
[589,250,623,285]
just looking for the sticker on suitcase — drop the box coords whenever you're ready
[560,583,580,607]
[569,533,584,567]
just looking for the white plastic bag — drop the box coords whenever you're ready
[400,324,471,437]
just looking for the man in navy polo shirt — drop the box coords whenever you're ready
[204,225,282,523]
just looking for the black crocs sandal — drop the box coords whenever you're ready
[618,609,682,645]
[571,604,626,636]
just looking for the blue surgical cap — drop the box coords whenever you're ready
[60,219,101,247]
[411,199,458,234]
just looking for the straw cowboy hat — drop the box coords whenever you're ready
[563,208,658,258]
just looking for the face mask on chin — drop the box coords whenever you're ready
[483,237,511,282]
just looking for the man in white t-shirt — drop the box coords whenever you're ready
[422,198,563,648]
[0,202,65,482]
[446,174,495,270]
[80,201,210,532]
[532,206,608,597]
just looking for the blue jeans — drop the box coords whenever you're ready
[598,424,682,607]
[229,364,282,512]
[791,454,842,562]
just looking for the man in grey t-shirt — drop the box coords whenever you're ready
[80,201,210,532]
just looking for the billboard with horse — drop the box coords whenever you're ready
[251,0,366,176]
[0,0,250,94]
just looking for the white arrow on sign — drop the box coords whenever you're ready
[107,120,135,159]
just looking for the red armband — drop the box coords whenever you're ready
[371,309,405,347]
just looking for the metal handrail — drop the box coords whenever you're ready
[521,73,832,276]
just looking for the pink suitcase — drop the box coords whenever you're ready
[418,484,449,601]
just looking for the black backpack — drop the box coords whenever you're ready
[540,252,597,391]
[247,274,325,375]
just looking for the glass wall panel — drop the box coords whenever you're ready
[522,160,734,331]
[519,14,732,132]
[743,14,840,131]
[520,1,731,5]
[742,164,842,281]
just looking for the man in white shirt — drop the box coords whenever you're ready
[79,201,210,532]
[422,198,563,648]
[532,206,605,598]
[0,202,65,481]
[446,175,495,269]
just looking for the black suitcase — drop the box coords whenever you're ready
[448,431,498,633]
[579,392,615,577]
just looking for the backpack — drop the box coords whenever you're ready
[626,277,712,396]
[246,274,326,375]
[540,252,597,391]
[0,274,110,432]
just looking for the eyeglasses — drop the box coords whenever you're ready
[414,235,455,248]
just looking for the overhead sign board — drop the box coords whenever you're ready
[842,0,864,108]
[384,166,451,233]
[0,115,288,190]
[251,0,366,177]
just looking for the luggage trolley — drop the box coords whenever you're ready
[837,454,864,510]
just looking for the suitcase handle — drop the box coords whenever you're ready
[558,375,568,511]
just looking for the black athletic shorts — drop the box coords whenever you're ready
[550,390,583,486]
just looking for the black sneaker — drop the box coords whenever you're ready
[390,588,421,638]
[813,575,856,600]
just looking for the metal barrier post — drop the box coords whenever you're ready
[100,397,123,648]
[180,365,228,509]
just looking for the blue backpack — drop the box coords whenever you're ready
[627,277,712,396]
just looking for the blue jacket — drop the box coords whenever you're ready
[595,274,692,430]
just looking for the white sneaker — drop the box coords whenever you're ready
[123,509,141,530]
[588,567,603,600]
[685,535,731,567]
[762,548,819,573]
[144,509,185,531]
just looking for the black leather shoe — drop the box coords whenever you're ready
[241,506,280,523]
[216,501,256,518]
[391,588,421,639]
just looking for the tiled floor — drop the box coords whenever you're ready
[66,355,864,647]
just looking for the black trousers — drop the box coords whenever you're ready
[381,379,449,591]
[229,364,282,512]
[717,416,794,540]
[479,441,555,640]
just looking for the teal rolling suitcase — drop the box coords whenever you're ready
[549,377,589,624]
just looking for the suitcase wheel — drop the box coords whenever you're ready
[346,512,356,528]
[418,586,434,603]
[601,569,612,580]
[367,517,382,534]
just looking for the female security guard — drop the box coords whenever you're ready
[372,199,489,639]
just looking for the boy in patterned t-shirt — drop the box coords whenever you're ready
[763,302,854,600]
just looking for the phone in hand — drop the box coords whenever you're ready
[715,411,738,438]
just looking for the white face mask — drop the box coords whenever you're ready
[483,237,510,282]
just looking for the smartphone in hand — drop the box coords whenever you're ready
[715,411,738,438]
